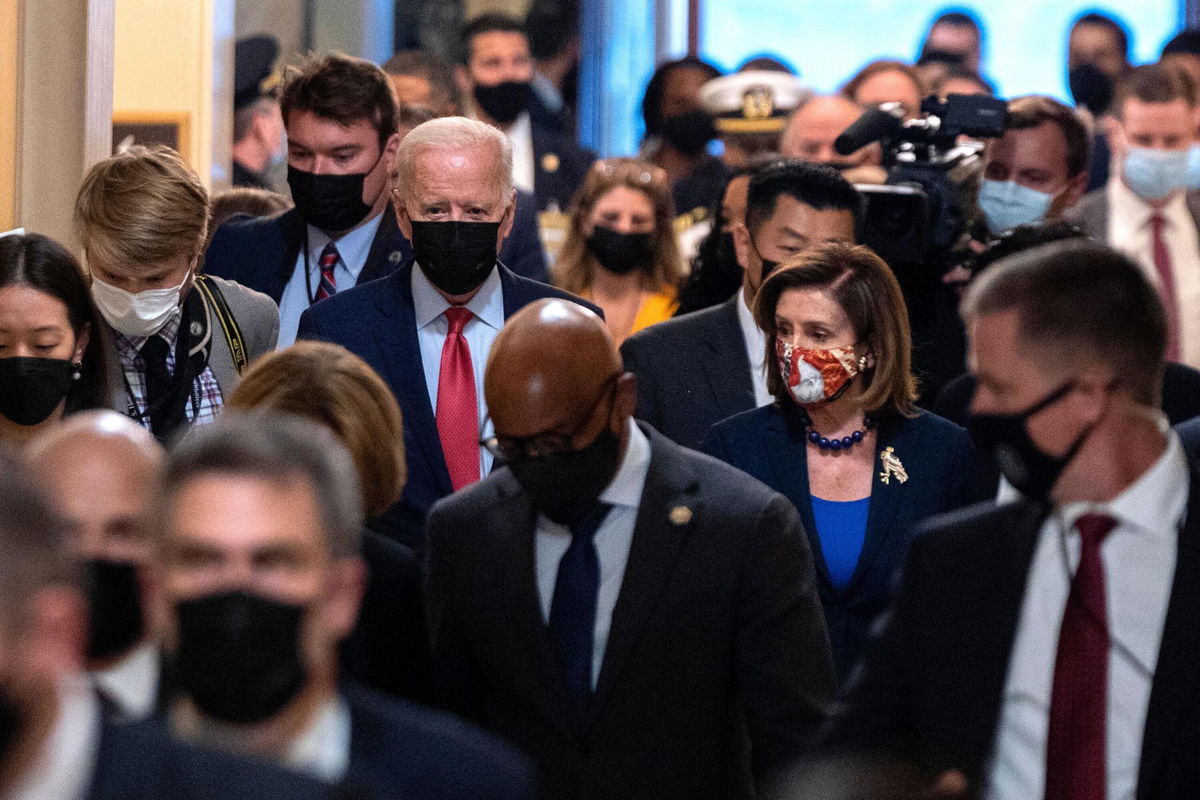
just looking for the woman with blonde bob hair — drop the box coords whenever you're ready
[552,157,684,344]
[228,340,425,698]
[702,242,979,681]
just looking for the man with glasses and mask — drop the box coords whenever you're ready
[152,413,532,798]
[426,298,834,800]
[824,240,1200,800]
[74,147,279,442]
[297,116,598,551]
[622,160,860,450]
[205,52,410,349]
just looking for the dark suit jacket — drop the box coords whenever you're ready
[701,404,979,680]
[824,483,1200,799]
[531,124,595,212]
[340,683,534,800]
[296,261,601,551]
[203,199,549,300]
[88,717,332,799]
[339,530,428,702]
[621,295,755,451]
[425,425,835,800]
[1178,417,1200,456]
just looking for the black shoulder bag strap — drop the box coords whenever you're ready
[194,274,249,374]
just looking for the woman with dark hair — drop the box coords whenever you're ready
[702,242,979,681]
[0,233,109,446]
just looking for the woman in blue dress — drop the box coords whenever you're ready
[702,242,981,681]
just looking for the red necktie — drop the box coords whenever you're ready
[1045,512,1117,800]
[436,307,479,491]
[1149,215,1181,361]
[315,242,338,301]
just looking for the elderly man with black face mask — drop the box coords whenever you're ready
[152,413,533,799]
[297,115,600,552]
[426,298,834,800]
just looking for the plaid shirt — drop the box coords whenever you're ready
[114,312,223,430]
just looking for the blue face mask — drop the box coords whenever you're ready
[977,179,1058,235]
[1122,146,1191,201]
[1186,143,1200,190]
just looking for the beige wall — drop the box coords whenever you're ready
[0,0,19,230]
[114,0,214,183]
[465,0,530,19]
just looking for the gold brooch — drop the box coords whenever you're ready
[879,447,908,485]
[669,506,693,526]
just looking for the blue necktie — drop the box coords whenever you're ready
[547,503,612,701]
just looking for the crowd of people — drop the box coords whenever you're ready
[4,4,1200,798]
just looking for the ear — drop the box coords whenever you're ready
[396,198,414,240]
[732,221,753,273]
[498,188,517,243]
[1103,115,1125,161]
[140,563,175,650]
[318,557,366,641]
[454,64,473,98]
[1060,170,1090,211]
[612,372,639,424]
[27,586,88,673]
[72,323,90,364]
[1069,364,1116,421]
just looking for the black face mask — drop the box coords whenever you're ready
[173,591,307,724]
[287,159,378,234]
[0,357,74,426]
[1068,63,1115,117]
[748,236,780,292]
[411,220,500,296]
[661,110,716,155]
[586,226,655,275]
[85,559,145,662]
[968,381,1093,503]
[473,80,532,125]
[509,427,622,526]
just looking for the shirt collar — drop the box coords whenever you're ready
[90,642,160,721]
[411,261,505,332]
[735,287,765,365]
[5,675,100,800]
[507,110,532,141]
[114,310,182,355]
[1108,174,1188,228]
[1058,426,1188,540]
[305,210,385,282]
[598,418,652,509]
[283,694,351,784]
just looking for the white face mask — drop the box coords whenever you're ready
[91,271,189,338]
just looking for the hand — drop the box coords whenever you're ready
[927,769,970,798]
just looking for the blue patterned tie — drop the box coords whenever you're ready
[547,503,612,701]
[315,241,339,301]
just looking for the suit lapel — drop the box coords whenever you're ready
[699,297,756,419]
[843,416,907,595]
[374,263,453,496]
[590,431,698,719]
[358,206,410,286]
[1137,465,1200,798]
[274,209,306,301]
[764,408,834,590]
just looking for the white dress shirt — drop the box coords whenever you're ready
[283,694,352,784]
[4,676,100,800]
[735,287,773,408]
[90,641,160,722]
[984,428,1187,800]
[1106,178,1200,369]
[535,418,651,688]
[506,112,536,197]
[412,263,505,479]
[277,212,384,349]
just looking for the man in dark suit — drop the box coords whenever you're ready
[427,299,834,800]
[825,241,1199,799]
[152,414,533,799]
[455,14,594,213]
[621,160,860,450]
[0,449,332,799]
[298,116,599,550]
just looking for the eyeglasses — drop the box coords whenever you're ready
[590,158,668,188]
[480,372,622,462]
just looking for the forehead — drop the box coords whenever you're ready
[35,440,153,521]
[857,70,920,101]
[761,195,854,237]
[994,122,1070,171]
[0,286,72,331]
[792,99,860,137]
[406,146,502,200]
[929,22,978,46]
[286,109,379,148]
[166,473,326,552]
[663,66,710,99]
[593,185,654,214]
[470,30,529,61]
[389,75,434,106]
[1120,98,1194,131]
[775,286,853,328]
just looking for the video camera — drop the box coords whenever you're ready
[836,93,1008,276]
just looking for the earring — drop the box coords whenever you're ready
[71,362,82,381]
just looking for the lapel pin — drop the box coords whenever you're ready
[541,153,561,173]
[388,250,404,264]
[879,447,908,485]
[669,505,693,526]
[190,321,203,337]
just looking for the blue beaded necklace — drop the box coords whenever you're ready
[805,414,875,452]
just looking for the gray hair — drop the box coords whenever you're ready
[0,447,79,621]
[155,413,363,558]
[393,116,514,207]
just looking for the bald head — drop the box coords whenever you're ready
[27,411,163,563]
[782,95,880,167]
[486,300,626,438]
